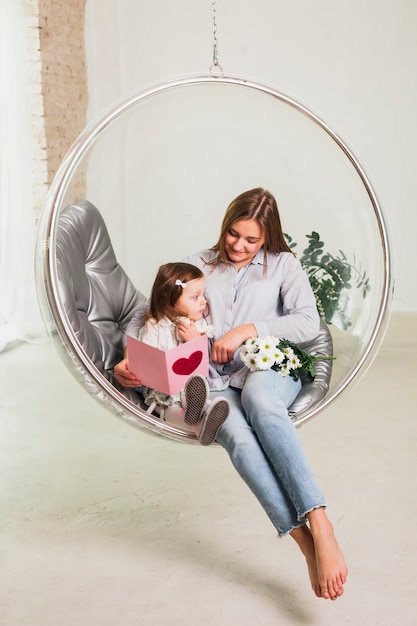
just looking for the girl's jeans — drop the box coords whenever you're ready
[214,369,326,536]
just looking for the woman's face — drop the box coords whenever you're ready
[176,277,207,321]
[224,219,265,269]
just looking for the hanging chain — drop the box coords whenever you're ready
[210,0,224,76]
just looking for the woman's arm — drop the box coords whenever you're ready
[123,305,148,342]
[114,306,147,386]
[236,254,320,344]
[113,347,143,387]
[211,323,257,363]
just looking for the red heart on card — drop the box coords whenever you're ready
[172,350,203,375]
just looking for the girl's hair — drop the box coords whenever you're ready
[146,262,205,323]
[208,187,293,268]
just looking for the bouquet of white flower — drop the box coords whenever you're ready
[240,336,334,382]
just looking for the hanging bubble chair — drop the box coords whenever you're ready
[35,75,393,443]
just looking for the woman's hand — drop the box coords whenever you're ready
[113,356,142,388]
[176,319,201,342]
[211,324,257,363]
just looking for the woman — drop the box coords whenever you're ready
[114,188,347,600]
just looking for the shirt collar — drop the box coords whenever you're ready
[205,247,266,268]
[252,247,266,265]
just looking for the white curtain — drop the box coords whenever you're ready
[0,0,45,351]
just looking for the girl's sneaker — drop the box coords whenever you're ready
[183,375,210,425]
[198,398,229,446]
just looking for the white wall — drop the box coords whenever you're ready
[84,0,417,312]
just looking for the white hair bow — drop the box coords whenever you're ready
[175,279,187,289]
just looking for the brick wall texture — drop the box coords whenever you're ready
[24,0,88,214]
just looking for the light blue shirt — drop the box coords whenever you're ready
[183,248,320,390]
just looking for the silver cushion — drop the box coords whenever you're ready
[56,200,147,377]
[288,319,334,417]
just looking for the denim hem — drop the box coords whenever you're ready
[297,502,327,523]
[277,520,307,538]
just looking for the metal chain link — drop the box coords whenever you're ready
[210,0,224,76]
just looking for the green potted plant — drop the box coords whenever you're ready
[286,231,371,330]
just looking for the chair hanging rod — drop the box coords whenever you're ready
[210,0,224,76]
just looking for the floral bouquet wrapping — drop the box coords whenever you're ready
[240,336,334,382]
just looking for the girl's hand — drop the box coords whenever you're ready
[113,357,142,387]
[212,324,257,363]
[176,318,201,342]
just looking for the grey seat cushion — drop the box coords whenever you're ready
[56,200,147,377]
[288,319,333,417]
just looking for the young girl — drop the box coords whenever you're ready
[130,262,229,446]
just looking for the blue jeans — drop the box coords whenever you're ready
[214,369,326,536]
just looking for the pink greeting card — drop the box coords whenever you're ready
[126,334,209,396]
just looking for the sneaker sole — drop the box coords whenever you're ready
[184,375,209,425]
[199,399,229,446]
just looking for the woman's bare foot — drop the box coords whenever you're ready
[307,508,348,600]
[291,509,348,601]
[290,524,322,598]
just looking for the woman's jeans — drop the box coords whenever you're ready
[214,369,326,536]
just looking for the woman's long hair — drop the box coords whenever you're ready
[208,187,293,268]
[145,262,206,323]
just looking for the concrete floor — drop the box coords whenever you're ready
[1,313,416,625]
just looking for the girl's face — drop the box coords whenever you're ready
[224,219,265,269]
[176,277,207,321]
